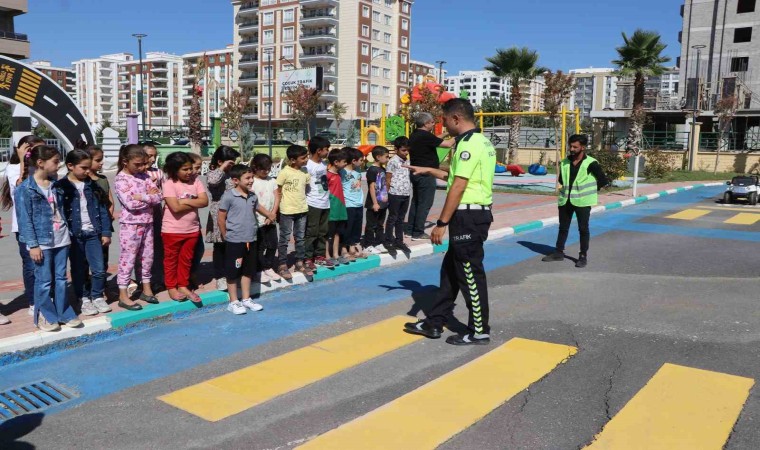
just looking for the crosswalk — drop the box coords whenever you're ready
[158,318,754,449]
[666,207,760,225]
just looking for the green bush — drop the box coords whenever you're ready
[588,149,627,183]
[643,148,676,179]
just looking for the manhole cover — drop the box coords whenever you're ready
[0,380,78,421]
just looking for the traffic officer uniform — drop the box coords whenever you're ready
[406,128,496,345]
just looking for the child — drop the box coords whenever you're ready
[276,145,311,280]
[364,146,390,254]
[341,147,367,261]
[384,137,412,253]
[162,152,209,303]
[142,142,164,288]
[114,145,162,310]
[187,152,205,288]
[0,135,46,322]
[218,165,272,315]
[56,149,113,316]
[251,154,281,283]
[325,148,349,266]
[205,146,241,291]
[304,136,332,270]
[15,145,81,331]
[87,145,115,280]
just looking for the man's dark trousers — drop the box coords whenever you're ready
[407,174,437,236]
[556,202,591,253]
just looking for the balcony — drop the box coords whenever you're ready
[239,56,259,68]
[151,66,169,72]
[300,30,338,44]
[238,74,259,86]
[151,85,168,91]
[301,0,338,7]
[152,75,168,82]
[300,50,337,62]
[238,20,259,33]
[0,30,29,59]
[301,10,338,26]
[151,106,168,111]
[238,1,259,16]
[239,38,258,50]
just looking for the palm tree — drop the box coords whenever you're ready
[485,47,547,163]
[612,29,671,155]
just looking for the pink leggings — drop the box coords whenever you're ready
[118,223,154,288]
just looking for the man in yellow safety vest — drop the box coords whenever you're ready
[543,134,608,268]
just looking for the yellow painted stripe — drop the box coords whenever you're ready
[21,69,42,83]
[158,316,422,421]
[20,77,40,89]
[17,84,38,98]
[14,94,34,106]
[724,213,760,225]
[698,206,760,213]
[297,338,577,450]
[666,209,711,220]
[586,363,753,450]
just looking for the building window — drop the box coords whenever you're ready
[362,44,370,56]
[402,19,409,30]
[737,0,756,13]
[360,101,367,112]
[220,55,226,62]
[283,9,294,23]
[373,30,380,40]
[263,12,274,25]
[401,53,408,64]
[384,51,392,62]
[371,102,379,113]
[383,68,391,79]
[361,63,369,75]
[402,2,411,13]
[283,27,294,42]
[385,0,392,6]
[372,66,380,76]
[362,25,370,37]
[384,32,392,43]
[371,84,379,95]
[283,102,291,114]
[383,86,390,96]
[283,45,294,58]
[400,71,407,82]
[361,82,368,93]
[372,47,380,57]
[362,5,370,17]
[401,36,408,48]
[373,11,381,22]
[263,30,274,44]
[384,15,392,25]
[734,27,753,43]
[731,56,749,72]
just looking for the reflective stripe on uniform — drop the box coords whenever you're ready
[463,261,483,334]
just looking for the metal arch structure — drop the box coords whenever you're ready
[0,55,95,148]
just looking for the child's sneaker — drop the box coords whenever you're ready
[0,313,10,325]
[365,245,376,254]
[216,277,228,291]
[227,301,247,315]
[259,271,271,284]
[337,256,350,265]
[241,298,264,312]
[328,258,340,267]
[37,315,60,332]
[374,244,389,253]
[80,299,98,316]
[265,268,282,282]
[63,317,83,328]
[305,259,317,271]
[28,305,34,316]
[92,298,112,313]
[295,261,313,277]
[278,264,293,281]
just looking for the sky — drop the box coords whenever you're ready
[19,0,684,72]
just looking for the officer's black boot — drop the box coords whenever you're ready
[404,320,442,339]
[575,252,588,268]
[542,251,565,262]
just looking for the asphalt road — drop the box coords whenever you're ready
[1,185,760,449]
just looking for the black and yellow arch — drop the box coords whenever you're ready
[0,55,95,148]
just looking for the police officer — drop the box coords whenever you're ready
[542,134,608,268]
[404,98,496,345]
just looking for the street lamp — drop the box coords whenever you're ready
[435,60,447,84]
[367,53,385,124]
[132,33,147,143]
[688,44,706,171]
[265,49,274,158]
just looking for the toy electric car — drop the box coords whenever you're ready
[724,175,759,205]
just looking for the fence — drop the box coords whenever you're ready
[0,138,65,162]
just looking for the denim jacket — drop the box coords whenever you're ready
[15,176,66,248]
[54,177,112,238]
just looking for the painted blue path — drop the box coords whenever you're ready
[0,186,729,418]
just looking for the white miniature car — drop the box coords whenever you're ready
[724,175,759,205]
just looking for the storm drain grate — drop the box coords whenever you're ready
[0,380,78,420]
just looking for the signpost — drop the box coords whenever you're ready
[277,67,324,93]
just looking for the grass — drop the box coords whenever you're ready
[643,170,741,183]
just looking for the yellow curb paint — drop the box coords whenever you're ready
[723,213,760,225]
[586,363,754,450]
[297,338,577,450]
[666,209,712,221]
[697,205,760,213]
[158,316,422,421]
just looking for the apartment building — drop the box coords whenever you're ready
[568,68,619,120]
[182,48,235,128]
[679,0,760,111]
[31,60,77,101]
[444,71,508,107]
[231,0,414,124]
[0,0,29,59]
[116,52,183,130]
[74,53,132,128]
[409,60,446,84]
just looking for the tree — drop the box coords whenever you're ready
[478,95,509,127]
[485,47,547,163]
[0,104,12,137]
[331,101,347,138]
[282,85,322,139]
[221,88,250,141]
[714,95,738,173]
[399,84,444,124]
[612,29,671,156]
[543,70,575,181]
[95,118,113,139]
[188,56,207,153]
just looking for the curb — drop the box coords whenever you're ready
[0,182,723,359]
